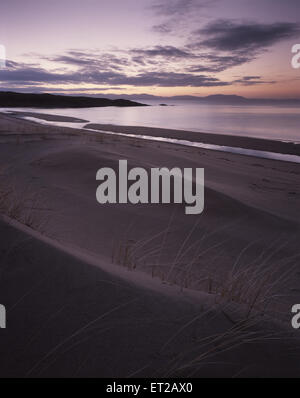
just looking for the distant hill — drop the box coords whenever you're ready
[1,91,299,107]
[170,94,300,106]
[94,93,300,106]
[0,92,147,108]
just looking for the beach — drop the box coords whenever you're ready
[0,112,300,377]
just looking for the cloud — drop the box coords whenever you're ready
[150,0,217,35]
[130,45,251,73]
[130,45,195,59]
[241,76,261,80]
[183,20,300,73]
[196,20,300,53]
[152,23,174,34]
[0,60,229,88]
[150,0,200,16]
[187,54,250,73]
[233,76,276,86]
[0,61,120,85]
[6,17,296,92]
[43,50,130,71]
[149,20,300,75]
[112,71,229,87]
[0,41,273,90]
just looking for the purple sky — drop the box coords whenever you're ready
[1,0,300,98]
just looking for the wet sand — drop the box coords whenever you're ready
[86,123,300,156]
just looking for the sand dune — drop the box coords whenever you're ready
[0,113,300,377]
[1,217,300,377]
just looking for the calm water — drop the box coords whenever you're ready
[2,102,300,142]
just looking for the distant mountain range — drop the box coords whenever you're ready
[0,92,147,108]
[99,93,300,106]
[0,91,299,107]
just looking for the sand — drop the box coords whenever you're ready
[0,112,299,377]
[6,110,88,123]
[86,123,300,156]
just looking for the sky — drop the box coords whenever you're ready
[0,0,300,98]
